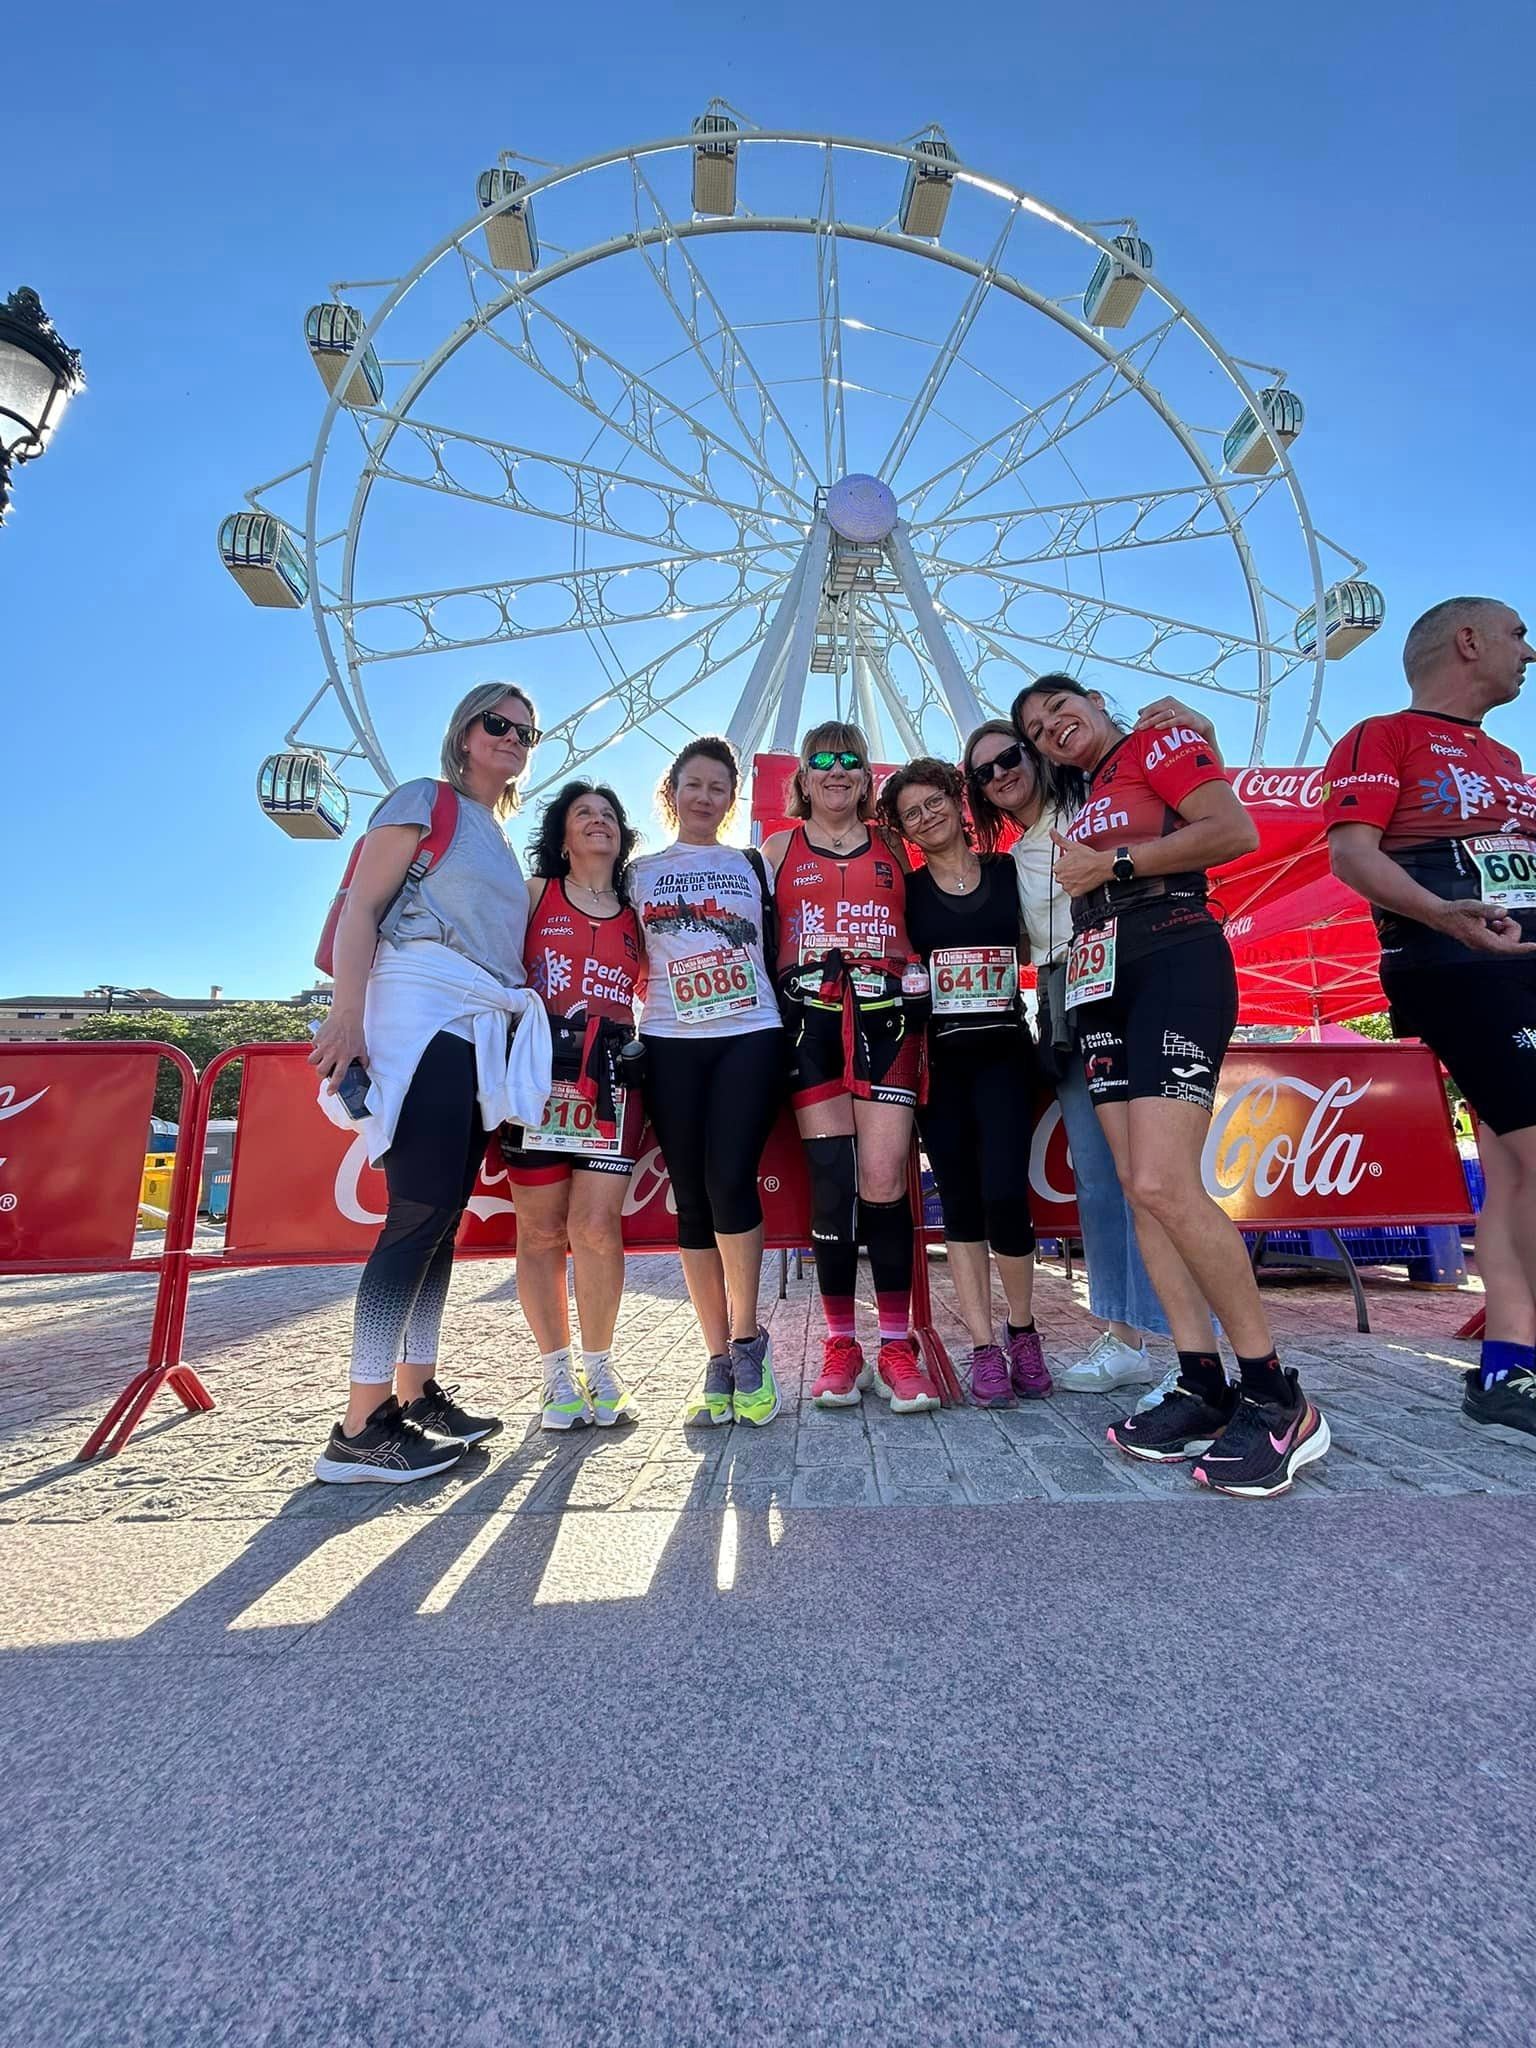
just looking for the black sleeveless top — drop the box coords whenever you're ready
[903,855,1026,1048]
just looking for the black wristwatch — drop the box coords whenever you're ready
[1111,846,1136,885]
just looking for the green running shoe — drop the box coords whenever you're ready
[582,1352,637,1428]
[730,1329,780,1428]
[541,1354,594,1432]
[686,1353,736,1427]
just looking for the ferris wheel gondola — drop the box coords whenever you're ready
[223,112,1382,831]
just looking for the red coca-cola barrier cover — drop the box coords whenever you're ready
[0,1049,158,1263]
[219,1040,1467,1264]
[223,1045,811,1258]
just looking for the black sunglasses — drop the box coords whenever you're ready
[479,710,541,745]
[806,750,864,773]
[972,741,1025,787]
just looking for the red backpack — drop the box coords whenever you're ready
[315,781,460,975]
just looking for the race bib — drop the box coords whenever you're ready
[1469,837,1536,910]
[522,1080,626,1159]
[1065,921,1117,1011]
[668,947,759,1024]
[932,946,1018,1016]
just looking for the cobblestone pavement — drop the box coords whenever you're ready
[0,1237,1522,1529]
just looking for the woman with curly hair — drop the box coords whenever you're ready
[878,757,1051,1407]
[503,781,645,1431]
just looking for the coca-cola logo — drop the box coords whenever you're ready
[331,1132,515,1227]
[1225,913,1255,942]
[0,1080,48,1183]
[1231,766,1325,810]
[1027,1100,1075,1207]
[1203,1073,1374,1202]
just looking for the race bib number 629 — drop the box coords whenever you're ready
[1065,920,1117,1011]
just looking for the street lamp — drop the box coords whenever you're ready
[0,287,85,526]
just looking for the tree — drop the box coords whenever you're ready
[1343,1012,1392,1041]
[66,1003,328,1120]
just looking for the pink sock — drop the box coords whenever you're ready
[822,1295,857,1339]
[876,1291,911,1343]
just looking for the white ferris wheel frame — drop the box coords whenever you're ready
[250,128,1353,795]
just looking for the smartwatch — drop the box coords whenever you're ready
[1111,846,1136,885]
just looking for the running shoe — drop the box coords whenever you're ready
[730,1329,781,1427]
[541,1356,594,1432]
[872,1338,941,1414]
[812,1334,866,1408]
[1004,1326,1053,1401]
[969,1343,1014,1409]
[1460,1368,1536,1447]
[1191,1370,1331,1498]
[582,1353,638,1428]
[313,1396,467,1485]
[686,1353,736,1427]
[1057,1330,1155,1394]
[1106,1377,1236,1462]
[1134,1361,1182,1413]
[401,1378,503,1445]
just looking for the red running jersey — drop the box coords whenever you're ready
[772,826,911,974]
[524,881,643,1023]
[1322,710,1536,848]
[1064,725,1226,849]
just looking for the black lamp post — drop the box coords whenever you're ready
[0,287,85,526]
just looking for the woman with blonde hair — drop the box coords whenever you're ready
[763,721,940,1415]
[308,682,551,1482]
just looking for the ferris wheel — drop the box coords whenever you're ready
[220,109,1383,841]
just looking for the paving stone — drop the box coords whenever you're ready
[790,1465,879,1508]
[1026,1446,1141,1500]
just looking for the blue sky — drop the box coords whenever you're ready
[9,0,1534,998]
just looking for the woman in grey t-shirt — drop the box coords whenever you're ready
[308,682,540,1483]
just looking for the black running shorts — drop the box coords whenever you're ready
[1382,957,1536,1137]
[1071,920,1237,1112]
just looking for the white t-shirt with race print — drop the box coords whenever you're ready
[628,841,783,1041]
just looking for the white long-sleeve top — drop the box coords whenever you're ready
[1009,803,1074,966]
[318,938,552,1164]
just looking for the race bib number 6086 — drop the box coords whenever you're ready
[667,947,758,1023]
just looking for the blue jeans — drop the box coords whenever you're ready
[1054,1060,1171,1339]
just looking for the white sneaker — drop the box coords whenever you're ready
[581,1352,637,1427]
[541,1354,594,1431]
[1134,1361,1184,1413]
[1057,1331,1157,1394]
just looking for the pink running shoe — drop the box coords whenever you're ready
[812,1334,866,1408]
[1006,1326,1053,1400]
[872,1338,941,1414]
[969,1343,1015,1409]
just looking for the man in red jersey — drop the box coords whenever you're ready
[1325,596,1536,1447]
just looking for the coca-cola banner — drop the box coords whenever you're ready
[221,1041,1465,1262]
[1028,1043,1468,1232]
[0,1049,158,1263]
[223,1046,811,1259]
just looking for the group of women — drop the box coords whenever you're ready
[308,667,1332,1503]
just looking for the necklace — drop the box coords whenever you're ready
[929,854,979,895]
[568,876,615,909]
[815,820,860,852]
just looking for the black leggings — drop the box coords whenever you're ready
[916,1034,1039,1258]
[350,1031,488,1384]
[643,1029,784,1251]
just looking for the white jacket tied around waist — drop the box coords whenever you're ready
[318,938,552,1164]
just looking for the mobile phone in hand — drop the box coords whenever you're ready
[337,1060,371,1120]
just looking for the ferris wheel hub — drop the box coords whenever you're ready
[825,472,898,544]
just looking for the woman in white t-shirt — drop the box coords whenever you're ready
[627,737,785,1428]
[306,682,550,1483]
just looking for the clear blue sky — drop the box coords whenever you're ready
[9,0,1534,998]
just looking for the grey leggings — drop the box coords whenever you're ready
[350,1031,489,1384]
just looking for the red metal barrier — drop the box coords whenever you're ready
[0,1041,214,1459]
